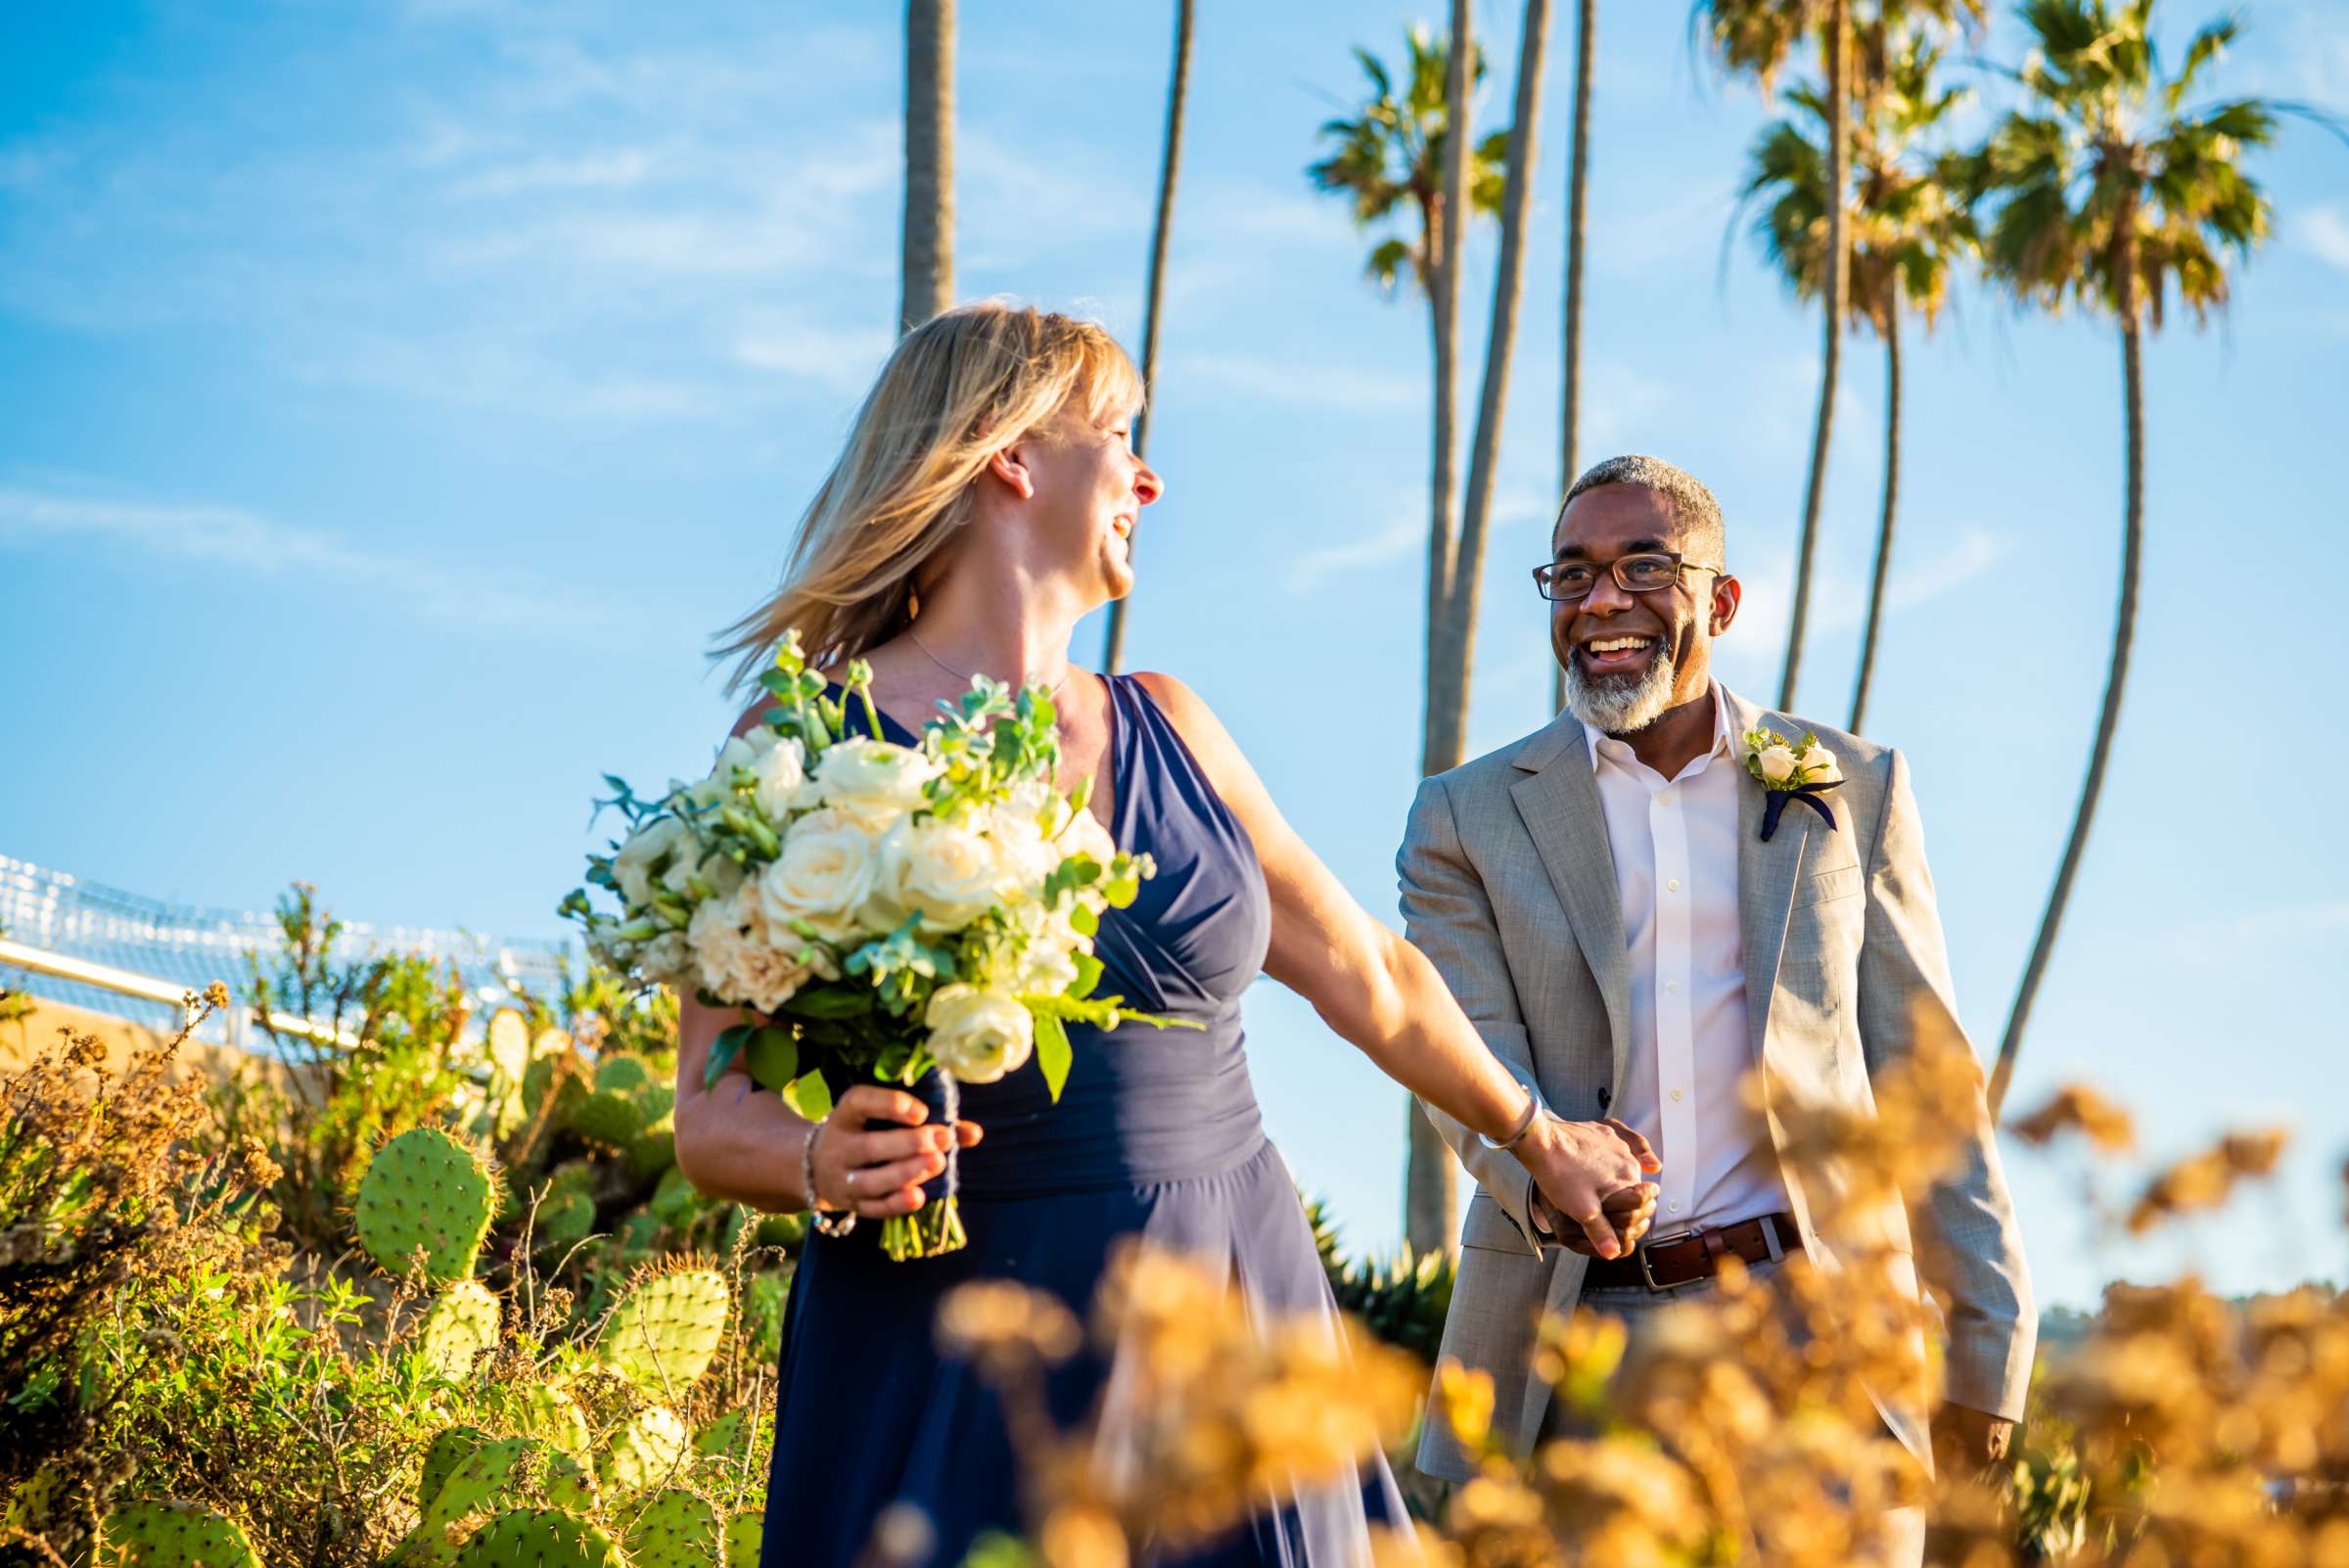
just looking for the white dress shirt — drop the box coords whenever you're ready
[1580,683,1788,1234]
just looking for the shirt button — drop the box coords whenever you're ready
[1666,982,1680,994]
[1669,1201,1683,1214]
[1671,1088,1683,1102]
[1659,788,1675,804]
[1667,878,1681,893]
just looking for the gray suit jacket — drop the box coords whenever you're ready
[1400,687,2033,1482]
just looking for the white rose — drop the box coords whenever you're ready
[1014,937,1081,997]
[1056,806,1117,869]
[1756,744,1798,785]
[1799,743,1842,784]
[880,817,1006,935]
[758,808,884,944]
[925,984,1035,1084]
[749,733,811,819]
[814,737,941,827]
[613,815,690,909]
[637,930,696,989]
[982,802,1061,896]
[660,824,715,898]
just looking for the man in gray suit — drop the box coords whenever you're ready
[1400,455,2032,1559]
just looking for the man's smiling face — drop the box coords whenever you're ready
[1549,484,1739,734]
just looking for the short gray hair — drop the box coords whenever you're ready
[1559,454,1727,567]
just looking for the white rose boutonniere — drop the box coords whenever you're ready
[1740,725,1846,843]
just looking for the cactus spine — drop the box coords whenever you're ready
[450,1509,622,1568]
[622,1488,721,1568]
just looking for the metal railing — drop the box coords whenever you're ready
[0,937,356,1051]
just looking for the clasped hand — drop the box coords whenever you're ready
[1515,1116,1663,1259]
[800,1084,986,1220]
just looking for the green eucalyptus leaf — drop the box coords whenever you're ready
[783,1071,833,1122]
[1036,1012,1073,1103]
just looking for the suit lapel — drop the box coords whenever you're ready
[1726,690,1816,1069]
[1508,720,1632,1098]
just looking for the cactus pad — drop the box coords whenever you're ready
[571,1087,650,1148]
[596,1405,689,1499]
[593,1054,655,1095]
[354,1127,496,1283]
[693,1410,745,1459]
[416,1278,501,1380]
[625,1115,677,1182]
[524,1053,586,1129]
[98,1502,261,1568]
[409,1437,588,1565]
[648,1166,705,1229]
[722,1512,763,1568]
[418,1424,489,1509]
[594,1267,731,1393]
[450,1510,622,1568]
[623,1488,721,1568]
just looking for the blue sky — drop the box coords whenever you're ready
[3,0,2343,1309]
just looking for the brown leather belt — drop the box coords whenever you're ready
[1580,1211,1802,1292]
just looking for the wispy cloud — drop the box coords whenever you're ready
[2294,206,2349,276]
[1285,514,1422,593]
[0,485,622,638]
[733,317,895,394]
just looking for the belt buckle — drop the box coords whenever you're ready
[1635,1228,1698,1293]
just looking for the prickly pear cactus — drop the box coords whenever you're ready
[594,1266,731,1393]
[418,1424,489,1509]
[416,1278,501,1379]
[450,1509,622,1568]
[596,1405,690,1499]
[98,1502,262,1568]
[648,1166,707,1229]
[625,1112,677,1182]
[514,1382,593,1457]
[524,1052,586,1129]
[409,1437,591,1566]
[623,1488,721,1568]
[485,1009,530,1081]
[571,1086,650,1148]
[593,1054,655,1095]
[693,1410,745,1459]
[722,1511,763,1568]
[354,1127,496,1283]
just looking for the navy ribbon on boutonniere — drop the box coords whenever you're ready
[1759,779,1841,843]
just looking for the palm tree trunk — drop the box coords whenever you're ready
[1990,311,2143,1113]
[1776,0,1848,712]
[899,0,955,332]
[1430,0,1554,780]
[1847,305,1899,734]
[1554,0,1596,719]
[1405,0,1477,1260]
[1101,0,1195,675]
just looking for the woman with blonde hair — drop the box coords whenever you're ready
[672,301,1659,1567]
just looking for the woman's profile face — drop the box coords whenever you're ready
[1016,403,1164,606]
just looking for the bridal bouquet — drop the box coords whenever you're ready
[561,632,1175,1260]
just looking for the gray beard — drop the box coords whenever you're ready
[1563,644,1679,735]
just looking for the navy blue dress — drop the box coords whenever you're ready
[760,673,1405,1568]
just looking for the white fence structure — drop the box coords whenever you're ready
[0,854,573,1050]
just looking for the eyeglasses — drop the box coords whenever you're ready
[1532,550,1724,602]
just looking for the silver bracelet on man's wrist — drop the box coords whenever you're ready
[1477,1086,1544,1153]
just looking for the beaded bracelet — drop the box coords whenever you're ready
[800,1121,858,1238]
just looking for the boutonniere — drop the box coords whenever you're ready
[1741,727,1843,842]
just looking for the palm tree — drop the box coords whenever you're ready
[1555,0,1598,718]
[1309,24,1507,1256]
[1101,0,1198,676]
[1698,0,1981,710]
[1971,0,2284,1111]
[1430,0,1557,782]
[900,0,954,331]
[1736,29,1976,735]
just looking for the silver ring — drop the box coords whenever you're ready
[845,1169,857,1193]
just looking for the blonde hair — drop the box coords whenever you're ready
[714,301,1143,694]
